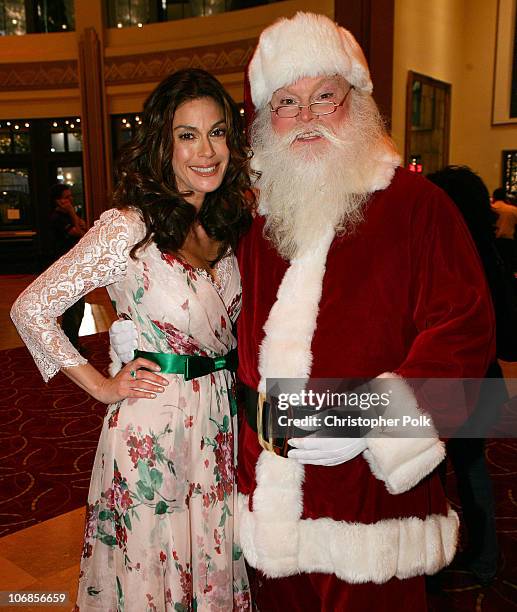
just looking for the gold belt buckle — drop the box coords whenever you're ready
[257,392,290,456]
[257,392,276,452]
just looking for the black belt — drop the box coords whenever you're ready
[243,385,259,433]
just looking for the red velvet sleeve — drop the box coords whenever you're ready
[396,185,495,380]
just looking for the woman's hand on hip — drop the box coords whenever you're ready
[96,357,170,404]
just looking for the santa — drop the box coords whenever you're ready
[235,11,494,611]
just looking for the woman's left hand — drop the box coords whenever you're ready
[94,357,169,404]
[63,358,169,405]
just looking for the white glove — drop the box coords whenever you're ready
[287,436,367,466]
[109,319,138,364]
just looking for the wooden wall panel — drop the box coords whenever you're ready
[0,60,78,91]
[78,28,109,224]
[105,39,256,86]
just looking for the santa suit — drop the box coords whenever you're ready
[236,167,495,610]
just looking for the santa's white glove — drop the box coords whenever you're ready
[109,319,138,364]
[287,436,367,466]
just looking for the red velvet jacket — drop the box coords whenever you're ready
[236,168,494,538]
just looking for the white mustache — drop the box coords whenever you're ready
[285,123,350,152]
[289,124,327,144]
[291,128,324,142]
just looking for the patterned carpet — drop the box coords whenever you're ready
[429,438,517,610]
[0,332,109,537]
[0,337,516,609]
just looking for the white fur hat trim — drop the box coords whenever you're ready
[249,12,373,109]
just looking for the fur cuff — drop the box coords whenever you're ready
[363,373,445,494]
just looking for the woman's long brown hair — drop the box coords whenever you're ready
[112,68,253,262]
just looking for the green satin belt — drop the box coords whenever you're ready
[134,347,238,381]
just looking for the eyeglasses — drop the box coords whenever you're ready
[270,86,354,118]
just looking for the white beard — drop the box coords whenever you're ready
[250,94,399,259]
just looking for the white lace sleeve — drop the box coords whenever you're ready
[10,208,143,382]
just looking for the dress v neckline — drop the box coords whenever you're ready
[161,250,233,298]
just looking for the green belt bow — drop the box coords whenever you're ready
[134,347,238,381]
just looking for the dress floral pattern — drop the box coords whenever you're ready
[11,208,250,611]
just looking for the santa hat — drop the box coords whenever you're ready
[249,12,373,110]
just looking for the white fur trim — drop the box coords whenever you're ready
[108,345,123,377]
[257,227,334,393]
[249,12,372,109]
[363,373,446,495]
[239,450,306,575]
[238,451,458,583]
[367,138,402,193]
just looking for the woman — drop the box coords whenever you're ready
[11,68,253,611]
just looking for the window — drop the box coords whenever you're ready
[111,113,143,158]
[0,116,84,272]
[0,119,32,232]
[34,0,74,32]
[0,0,74,35]
[0,1,26,35]
[107,0,285,27]
[0,120,31,154]
[110,0,151,28]
[405,72,451,176]
[0,117,83,226]
[50,118,82,153]
[0,167,31,229]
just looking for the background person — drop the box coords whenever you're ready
[491,186,517,285]
[428,165,517,586]
[49,183,86,349]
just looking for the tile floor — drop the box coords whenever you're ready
[0,508,84,610]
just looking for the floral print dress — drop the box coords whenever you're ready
[10,208,250,612]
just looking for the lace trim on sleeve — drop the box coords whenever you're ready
[10,208,142,382]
